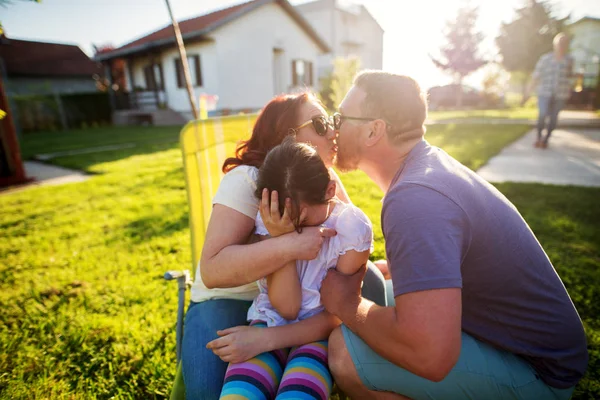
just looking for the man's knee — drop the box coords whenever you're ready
[328,326,359,384]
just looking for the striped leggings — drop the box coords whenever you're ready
[219,322,332,400]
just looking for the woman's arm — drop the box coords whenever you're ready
[262,310,339,350]
[207,311,341,363]
[200,204,335,289]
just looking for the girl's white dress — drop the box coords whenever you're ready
[247,201,373,327]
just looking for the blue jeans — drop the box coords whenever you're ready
[181,298,252,400]
[181,262,387,400]
[537,95,566,143]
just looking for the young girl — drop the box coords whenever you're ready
[219,138,373,400]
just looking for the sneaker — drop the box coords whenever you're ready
[534,140,542,148]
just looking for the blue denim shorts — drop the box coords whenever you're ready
[341,325,575,400]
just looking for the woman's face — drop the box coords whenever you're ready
[293,101,336,168]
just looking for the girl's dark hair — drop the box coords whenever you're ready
[222,92,319,173]
[255,137,330,229]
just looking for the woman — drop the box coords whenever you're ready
[181,92,386,399]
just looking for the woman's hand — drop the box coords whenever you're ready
[206,325,271,364]
[260,189,306,237]
[286,226,337,260]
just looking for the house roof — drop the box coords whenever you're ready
[96,0,330,62]
[0,36,102,77]
[569,16,600,27]
[295,0,384,32]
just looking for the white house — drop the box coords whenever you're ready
[295,0,383,79]
[568,17,600,90]
[96,0,329,122]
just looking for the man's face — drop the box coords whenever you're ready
[335,86,369,172]
[555,36,569,57]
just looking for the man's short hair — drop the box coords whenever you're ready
[553,32,569,47]
[353,71,427,143]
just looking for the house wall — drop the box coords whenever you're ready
[211,2,323,111]
[569,20,600,86]
[126,41,219,116]
[296,0,384,79]
[6,77,98,96]
[124,2,323,115]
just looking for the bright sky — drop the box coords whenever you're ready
[3,0,600,89]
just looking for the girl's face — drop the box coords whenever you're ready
[293,101,337,168]
[298,202,332,227]
[295,180,337,228]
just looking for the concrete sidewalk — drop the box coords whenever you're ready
[477,128,600,187]
[1,162,88,195]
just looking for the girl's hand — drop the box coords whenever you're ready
[206,325,271,364]
[260,189,306,237]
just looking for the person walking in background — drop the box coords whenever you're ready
[529,33,574,149]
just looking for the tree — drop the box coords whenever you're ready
[496,0,567,103]
[430,6,486,107]
[319,57,361,111]
[93,45,126,92]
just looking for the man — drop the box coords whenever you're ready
[320,71,587,399]
[529,33,574,149]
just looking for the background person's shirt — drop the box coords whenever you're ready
[190,165,261,303]
[532,52,574,100]
[382,140,588,389]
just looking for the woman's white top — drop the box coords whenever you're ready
[247,201,373,327]
[190,165,261,303]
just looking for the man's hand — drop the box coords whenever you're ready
[206,325,270,364]
[260,189,306,237]
[320,264,367,316]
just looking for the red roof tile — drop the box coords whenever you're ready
[120,0,257,51]
[96,0,328,61]
[0,37,102,77]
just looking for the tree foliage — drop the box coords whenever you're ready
[430,6,486,106]
[496,0,567,97]
[319,57,361,110]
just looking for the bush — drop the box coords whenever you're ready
[14,93,111,133]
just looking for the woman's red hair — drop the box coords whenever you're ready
[222,92,317,173]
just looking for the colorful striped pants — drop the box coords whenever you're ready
[219,322,332,400]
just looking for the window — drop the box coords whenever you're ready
[292,59,313,87]
[175,55,202,88]
[143,63,164,91]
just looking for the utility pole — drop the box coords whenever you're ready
[165,0,199,120]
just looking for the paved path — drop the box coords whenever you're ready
[1,162,88,195]
[477,128,600,187]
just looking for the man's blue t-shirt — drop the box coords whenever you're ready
[382,140,588,389]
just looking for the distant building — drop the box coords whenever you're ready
[568,17,600,90]
[568,16,600,108]
[0,35,102,96]
[96,0,329,122]
[295,0,383,80]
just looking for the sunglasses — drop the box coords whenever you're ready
[289,115,332,136]
[332,112,392,131]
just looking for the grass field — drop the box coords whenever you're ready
[428,107,538,121]
[2,123,599,399]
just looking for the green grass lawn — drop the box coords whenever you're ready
[2,123,599,399]
[428,107,538,121]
